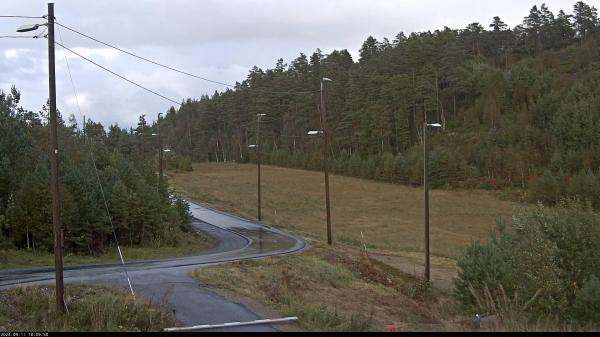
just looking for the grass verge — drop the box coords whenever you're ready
[0,231,212,270]
[192,242,466,332]
[0,284,177,332]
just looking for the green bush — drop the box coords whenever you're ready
[571,276,600,327]
[566,170,600,208]
[454,229,511,309]
[529,170,561,205]
[454,201,600,326]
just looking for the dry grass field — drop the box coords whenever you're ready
[169,163,519,259]
[171,163,535,331]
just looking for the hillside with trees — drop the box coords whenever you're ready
[158,1,600,207]
[0,88,191,255]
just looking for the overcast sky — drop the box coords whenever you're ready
[0,0,595,128]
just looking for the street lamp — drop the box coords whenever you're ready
[157,113,165,194]
[423,109,443,283]
[247,144,264,252]
[312,75,334,245]
[254,113,266,221]
[16,4,65,313]
[16,23,44,33]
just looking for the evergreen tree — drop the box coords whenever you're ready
[359,36,380,63]
[574,1,599,41]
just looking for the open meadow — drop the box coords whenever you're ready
[170,163,519,260]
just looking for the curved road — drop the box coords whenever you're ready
[0,200,308,332]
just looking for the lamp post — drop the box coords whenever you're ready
[252,113,266,221]
[249,143,261,221]
[307,79,333,246]
[157,113,164,194]
[320,77,333,245]
[423,105,442,282]
[17,3,65,313]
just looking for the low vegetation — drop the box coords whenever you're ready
[193,243,462,332]
[0,285,176,332]
[455,199,600,330]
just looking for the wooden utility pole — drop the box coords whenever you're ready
[157,112,164,194]
[47,2,65,313]
[321,79,332,245]
[256,113,265,221]
[423,100,430,282]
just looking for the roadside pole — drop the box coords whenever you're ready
[320,79,332,245]
[257,113,263,221]
[157,112,164,194]
[48,2,66,313]
[423,101,430,283]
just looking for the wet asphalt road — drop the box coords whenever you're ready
[0,201,308,332]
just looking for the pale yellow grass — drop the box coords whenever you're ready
[169,163,518,259]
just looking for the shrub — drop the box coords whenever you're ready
[566,170,600,208]
[571,276,600,327]
[454,201,600,327]
[529,170,561,205]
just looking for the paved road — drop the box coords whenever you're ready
[0,200,308,332]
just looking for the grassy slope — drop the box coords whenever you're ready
[170,163,518,259]
[169,163,524,331]
[0,231,212,270]
[192,243,463,332]
[0,285,177,332]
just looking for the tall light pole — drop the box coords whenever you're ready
[314,77,333,245]
[17,3,65,313]
[157,112,164,194]
[250,113,266,221]
[321,77,333,245]
[423,101,442,282]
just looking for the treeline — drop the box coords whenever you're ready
[0,88,191,255]
[157,1,600,206]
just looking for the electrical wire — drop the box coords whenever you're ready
[55,22,323,96]
[57,25,135,299]
[0,35,39,38]
[55,40,181,106]
[0,15,44,19]
[55,21,235,88]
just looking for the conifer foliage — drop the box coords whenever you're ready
[0,88,190,254]
[159,2,600,207]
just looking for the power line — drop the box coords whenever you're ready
[55,22,323,97]
[57,25,135,298]
[55,40,181,106]
[0,15,44,19]
[0,35,39,38]
[56,21,236,88]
